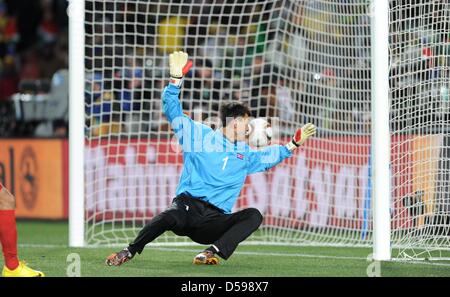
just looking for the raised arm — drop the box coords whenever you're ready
[162,83,186,124]
[247,123,316,174]
[162,51,193,123]
[162,51,211,152]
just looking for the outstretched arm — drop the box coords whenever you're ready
[247,123,316,174]
[247,145,292,174]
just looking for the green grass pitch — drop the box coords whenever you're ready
[2,221,449,277]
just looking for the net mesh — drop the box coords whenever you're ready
[83,0,450,259]
[390,0,450,260]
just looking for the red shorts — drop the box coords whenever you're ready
[0,183,3,191]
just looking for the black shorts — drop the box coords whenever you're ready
[129,192,263,259]
[166,193,260,245]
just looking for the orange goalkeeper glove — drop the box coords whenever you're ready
[285,123,316,151]
[169,51,193,87]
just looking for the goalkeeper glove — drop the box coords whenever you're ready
[285,123,316,151]
[169,51,193,87]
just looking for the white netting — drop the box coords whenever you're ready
[390,0,450,260]
[83,0,450,260]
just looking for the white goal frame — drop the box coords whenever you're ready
[68,0,448,263]
[69,0,86,247]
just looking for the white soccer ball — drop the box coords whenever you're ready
[248,118,272,148]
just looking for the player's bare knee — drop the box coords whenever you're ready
[0,189,16,210]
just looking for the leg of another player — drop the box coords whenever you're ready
[192,208,263,264]
[0,184,44,277]
[0,184,18,270]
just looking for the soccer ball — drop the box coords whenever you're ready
[248,118,272,148]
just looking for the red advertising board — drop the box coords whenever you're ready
[0,139,69,219]
[2,135,437,225]
[85,135,442,230]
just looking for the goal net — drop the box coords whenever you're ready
[82,0,450,260]
[390,0,450,260]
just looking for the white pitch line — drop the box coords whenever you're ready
[18,244,450,268]
[150,247,367,261]
[404,261,450,267]
[150,247,450,267]
[19,243,67,248]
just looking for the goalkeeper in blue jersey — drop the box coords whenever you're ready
[106,51,316,266]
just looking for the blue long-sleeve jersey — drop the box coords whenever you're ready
[162,83,292,214]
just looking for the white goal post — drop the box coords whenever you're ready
[69,0,85,247]
[371,0,391,261]
[69,0,450,261]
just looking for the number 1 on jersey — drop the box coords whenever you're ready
[222,156,229,170]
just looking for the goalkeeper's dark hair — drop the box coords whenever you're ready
[219,101,250,127]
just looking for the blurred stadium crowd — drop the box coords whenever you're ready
[84,0,449,139]
[84,0,372,138]
[0,0,448,139]
[0,0,68,137]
